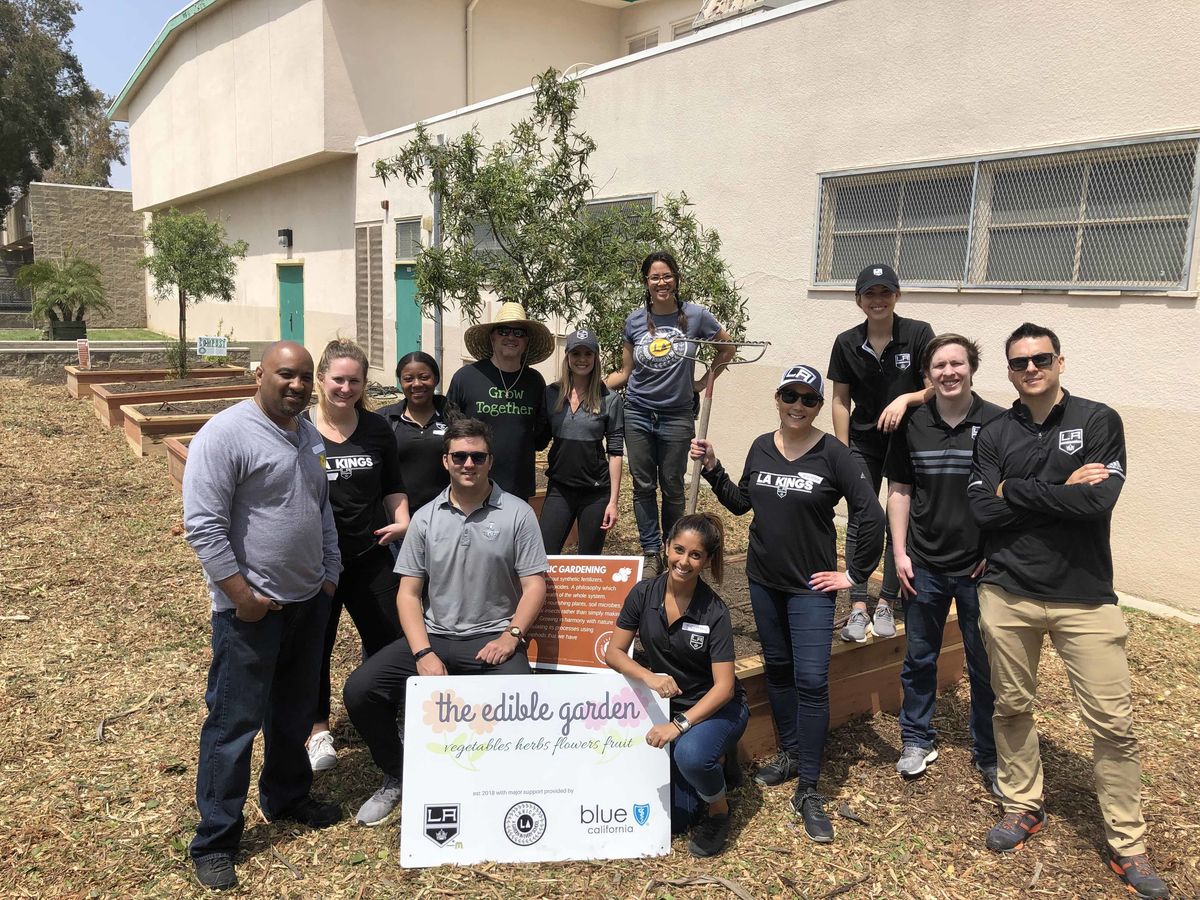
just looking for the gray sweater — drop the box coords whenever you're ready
[183,398,342,612]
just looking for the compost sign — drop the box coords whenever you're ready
[526,555,643,672]
[196,335,228,358]
[399,672,670,868]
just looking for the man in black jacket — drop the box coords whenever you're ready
[967,323,1168,900]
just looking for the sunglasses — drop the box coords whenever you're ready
[778,389,822,407]
[448,451,491,465]
[1006,352,1056,372]
[494,326,527,339]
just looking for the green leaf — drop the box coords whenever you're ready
[348,851,367,865]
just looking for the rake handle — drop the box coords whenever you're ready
[686,366,718,515]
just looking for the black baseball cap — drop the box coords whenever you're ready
[855,263,900,294]
[565,328,599,354]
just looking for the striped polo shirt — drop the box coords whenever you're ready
[884,393,1004,576]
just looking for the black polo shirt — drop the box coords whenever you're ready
[377,395,459,514]
[827,314,934,443]
[884,393,1005,576]
[616,574,746,716]
[967,391,1126,604]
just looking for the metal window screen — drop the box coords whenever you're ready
[395,218,422,261]
[815,137,1200,291]
[584,196,653,224]
[627,30,658,54]
[354,224,384,367]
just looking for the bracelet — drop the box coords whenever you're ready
[413,646,435,662]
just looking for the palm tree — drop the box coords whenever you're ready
[16,254,110,338]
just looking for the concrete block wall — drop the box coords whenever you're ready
[30,183,146,329]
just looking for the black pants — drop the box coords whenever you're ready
[342,632,531,778]
[316,545,401,722]
[844,437,900,603]
[538,481,610,555]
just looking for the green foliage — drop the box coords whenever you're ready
[16,253,109,324]
[0,0,98,215]
[38,92,128,187]
[140,208,248,376]
[372,68,746,372]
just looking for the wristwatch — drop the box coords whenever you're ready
[507,625,525,643]
[672,713,691,734]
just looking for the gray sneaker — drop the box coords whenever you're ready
[355,775,403,826]
[896,744,938,777]
[872,602,896,638]
[840,609,870,642]
[976,761,1002,798]
[641,552,662,579]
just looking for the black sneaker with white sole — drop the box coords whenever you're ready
[194,853,238,891]
[754,749,799,787]
[791,787,834,843]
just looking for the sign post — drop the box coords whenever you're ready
[399,672,670,868]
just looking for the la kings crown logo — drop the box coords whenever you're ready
[1058,428,1084,454]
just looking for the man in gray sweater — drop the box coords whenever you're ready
[183,341,343,891]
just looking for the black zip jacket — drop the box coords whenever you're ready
[968,391,1126,604]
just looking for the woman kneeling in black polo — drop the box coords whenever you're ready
[605,513,748,858]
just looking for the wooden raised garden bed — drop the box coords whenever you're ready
[164,435,193,491]
[92,377,257,428]
[66,363,247,399]
[123,397,245,458]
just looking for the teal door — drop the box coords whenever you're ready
[278,265,304,343]
[395,263,421,360]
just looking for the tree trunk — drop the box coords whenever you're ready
[178,290,189,377]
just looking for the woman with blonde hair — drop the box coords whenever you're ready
[302,338,409,772]
[540,329,624,554]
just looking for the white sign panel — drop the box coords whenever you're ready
[400,672,670,868]
[196,335,228,357]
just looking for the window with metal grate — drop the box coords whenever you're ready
[395,218,422,262]
[814,136,1200,291]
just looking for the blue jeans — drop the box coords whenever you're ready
[623,404,695,554]
[191,593,329,860]
[670,697,749,831]
[899,567,996,766]
[748,581,835,787]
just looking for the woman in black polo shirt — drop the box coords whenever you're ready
[690,364,884,844]
[827,263,933,642]
[377,351,459,515]
[605,513,748,859]
[303,339,409,773]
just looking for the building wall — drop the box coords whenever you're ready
[29,184,146,328]
[144,158,357,356]
[619,0,704,47]
[357,0,1200,603]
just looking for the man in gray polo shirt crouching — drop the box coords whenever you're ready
[343,417,547,826]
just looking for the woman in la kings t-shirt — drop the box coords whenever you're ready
[301,339,409,773]
[690,364,884,845]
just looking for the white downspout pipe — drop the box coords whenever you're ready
[465,0,482,106]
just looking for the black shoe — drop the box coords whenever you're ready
[1108,850,1171,899]
[194,853,238,891]
[985,807,1045,852]
[753,750,799,787]
[686,813,731,858]
[274,795,343,829]
[791,787,834,843]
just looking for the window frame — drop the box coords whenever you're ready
[671,17,696,40]
[394,216,423,263]
[626,28,660,55]
[812,132,1200,293]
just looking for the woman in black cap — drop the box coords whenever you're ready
[690,364,884,844]
[540,329,624,554]
[827,264,933,642]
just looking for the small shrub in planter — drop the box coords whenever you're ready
[17,254,111,339]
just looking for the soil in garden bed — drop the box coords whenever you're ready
[101,375,255,394]
[78,359,236,371]
[133,398,248,418]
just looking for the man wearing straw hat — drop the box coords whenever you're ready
[447,302,554,501]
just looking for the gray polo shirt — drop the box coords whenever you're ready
[395,482,547,637]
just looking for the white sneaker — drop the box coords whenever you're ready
[356,775,403,826]
[306,730,337,772]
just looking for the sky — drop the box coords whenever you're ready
[71,1,183,190]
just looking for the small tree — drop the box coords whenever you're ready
[16,253,110,336]
[373,68,747,372]
[140,209,248,376]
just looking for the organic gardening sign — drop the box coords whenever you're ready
[399,673,670,867]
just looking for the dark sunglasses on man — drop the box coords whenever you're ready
[777,388,822,407]
[1006,352,1056,372]
[448,451,491,465]
[494,326,527,339]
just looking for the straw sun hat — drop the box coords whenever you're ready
[463,302,555,365]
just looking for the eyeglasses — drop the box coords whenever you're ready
[494,326,527,339]
[448,451,491,465]
[1006,352,1056,372]
[778,389,822,407]
[646,275,676,284]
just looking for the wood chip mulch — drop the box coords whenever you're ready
[2,378,1198,899]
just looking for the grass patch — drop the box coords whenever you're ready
[0,328,173,341]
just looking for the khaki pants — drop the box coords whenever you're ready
[978,584,1147,855]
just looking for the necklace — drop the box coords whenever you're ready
[497,365,523,399]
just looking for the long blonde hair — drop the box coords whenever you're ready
[316,338,371,416]
[554,348,603,415]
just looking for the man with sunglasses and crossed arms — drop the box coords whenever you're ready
[967,323,1169,899]
[343,418,548,828]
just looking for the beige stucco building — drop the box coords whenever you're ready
[112,0,1200,604]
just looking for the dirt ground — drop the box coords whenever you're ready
[3,378,1199,899]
